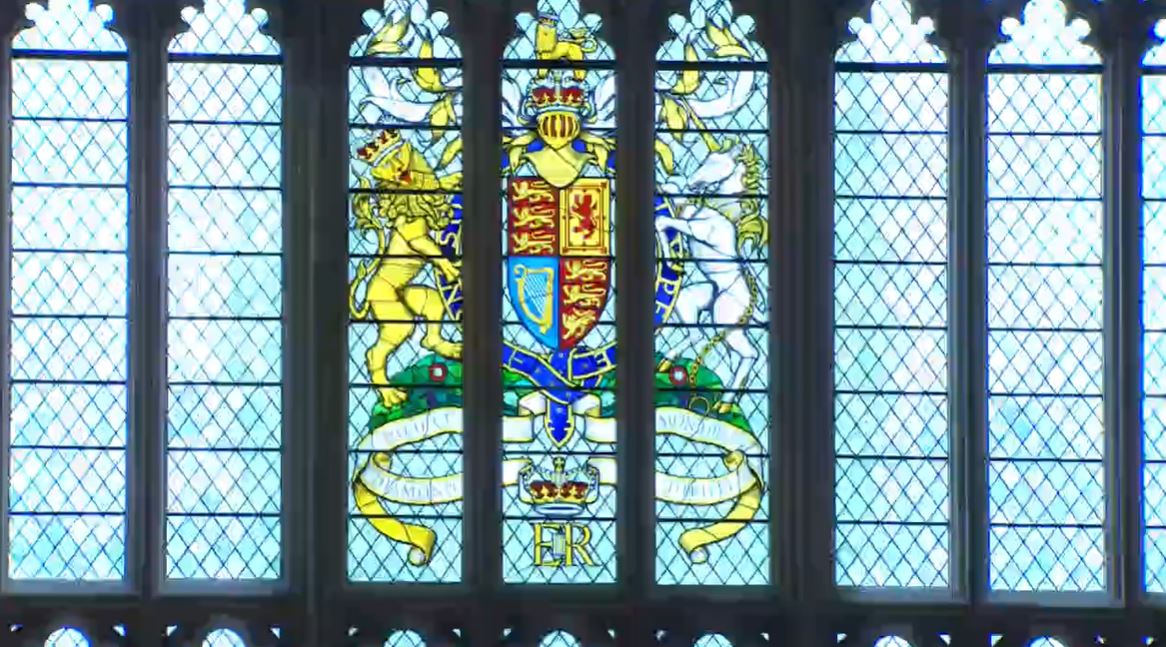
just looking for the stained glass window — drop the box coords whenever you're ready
[986,0,1105,592]
[45,627,89,647]
[653,0,770,586]
[833,0,950,588]
[7,0,128,581]
[347,0,464,583]
[385,630,426,647]
[165,0,283,582]
[1143,17,1166,595]
[500,0,616,584]
[202,628,246,647]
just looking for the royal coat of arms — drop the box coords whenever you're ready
[348,0,770,585]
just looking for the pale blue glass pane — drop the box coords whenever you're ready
[990,527,1104,591]
[170,0,279,55]
[988,1,1099,65]
[45,628,89,647]
[8,7,128,582]
[694,635,734,647]
[540,631,582,647]
[836,72,946,132]
[168,256,281,318]
[167,320,280,384]
[13,1,125,52]
[835,523,948,587]
[169,124,281,188]
[9,384,126,447]
[834,199,946,263]
[11,318,126,382]
[14,60,126,119]
[385,630,426,647]
[834,329,946,393]
[202,629,247,647]
[9,515,124,579]
[11,187,127,252]
[1147,45,1166,593]
[169,63,281,123]
[165,7,283,579]
[988,74,1100,132]
[168,386,280,449]
[834,0,948,589]
[988,14,1103,588]
[169,189,281,253]
[12,121,127,185]
[9,448,125,513]
[834,134,947,197]
[874,638,913,647]
[167,516,279,580]
[836,0,944,64]
[11,253,126,316]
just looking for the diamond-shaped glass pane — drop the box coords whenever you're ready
[45,628,90,647]
[833,0,949,589]
[203,629,246,647]
[987,7,1104,592]
[1145,42,1166,594]
[498,0,617,585]
[539,631,581,647]
[8,1,128,583]
[348,1,464,584]
[164,0,283,581]
[653,0,770,587]
[386,630,426,647]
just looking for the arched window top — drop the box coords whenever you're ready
[13,0,125,52]
[1027,638,1067,647]
[504,0,612,61]
[169,0,280,56]
[45,627,89,647]
[385,630,426,647]
[836,0,944,64]
[539,631,582,647]
[873,637,914,647]
[351,0,460,59]
[657,0,766,63]
[693,634,734,647]
[203,628,247,647]
[989,0,1099,66]
[1143,19,1166,66]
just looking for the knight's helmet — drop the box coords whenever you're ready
[528,76,588,150]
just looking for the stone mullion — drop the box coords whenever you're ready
[610,0,656,637]
[460,1,507,643]
[1093,0,1151,612]
[935,0,992,617]
[312,1,367,644]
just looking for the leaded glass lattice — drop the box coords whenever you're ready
[202,628,246,647]
[1143,17,1166,595]
[45,628,89,647]
[986,0,1105,592]
[500,0,617,584]
[833,0,950,588]
[347,0,465,583]
[166,0,283,581]
[653,0,770,586]
[7,0,128,581]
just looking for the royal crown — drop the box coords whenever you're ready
[528,83,587,113]
[356,129,405,165]
[521,456,599,517]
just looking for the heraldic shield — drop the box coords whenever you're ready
[506,176,612,351]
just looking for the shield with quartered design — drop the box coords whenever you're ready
[506,176,611,351]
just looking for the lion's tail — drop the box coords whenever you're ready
[349,227,386,321]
